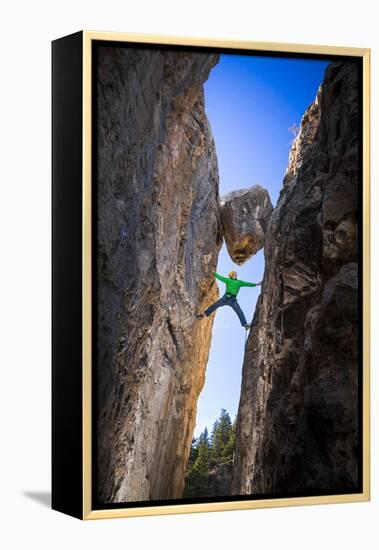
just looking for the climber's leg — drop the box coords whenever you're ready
[203,294,228,317]
[229,297,248,327]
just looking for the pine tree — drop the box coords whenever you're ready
[183,412,237,498]
[221,418,236,463]
[187,437,198,468]
[193,428,211,474]
[183,428,211,497]
[210,409,232,466]
[197,427,209,447]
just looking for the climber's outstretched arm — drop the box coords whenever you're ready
[212,271,228,283]
[239,279,260,287]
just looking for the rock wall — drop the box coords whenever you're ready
[96,46,223,503]
[208,463,234,496]
[232,62,361,495]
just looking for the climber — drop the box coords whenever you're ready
[197,271,262,330]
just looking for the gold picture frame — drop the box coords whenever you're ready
[52,30,370,520]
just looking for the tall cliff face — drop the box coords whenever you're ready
[232,62,360,495]
[96,46,223,503]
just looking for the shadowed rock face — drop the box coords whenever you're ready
[232,62,360,495]
[96,46,223,503]
[220,186,273,265]
[208,463,233,496]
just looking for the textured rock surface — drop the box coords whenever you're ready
[220,186,273,264]
[208,463,233,496]
[96,46,222,503]
[232,62,360,495]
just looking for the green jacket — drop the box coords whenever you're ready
[213,272,256,297]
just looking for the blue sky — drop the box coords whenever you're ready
[193,53,330,437]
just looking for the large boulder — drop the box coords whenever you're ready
[220,185,273,265]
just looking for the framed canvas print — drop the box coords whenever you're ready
[52,31,370,520]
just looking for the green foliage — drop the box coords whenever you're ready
[183,410,236,498]
[187,437,198,468]
[210,409,233,466]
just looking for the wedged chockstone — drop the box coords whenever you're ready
[220,185,273,265]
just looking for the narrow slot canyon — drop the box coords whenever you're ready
[184,179,273,497]
[95,45,361,505]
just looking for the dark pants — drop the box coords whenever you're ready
[204,294,248,326]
